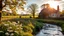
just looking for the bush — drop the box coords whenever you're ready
[0,21,34,36]
[31,20,43,35]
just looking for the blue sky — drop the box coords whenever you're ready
[25,0,45,8]
[24,0,64,11]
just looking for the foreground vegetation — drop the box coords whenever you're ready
[0,21,34,36]
[2,18,64,34]
[1,19,44,36]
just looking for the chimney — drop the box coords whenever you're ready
[41,4,45,9]
[57,5,59,12]
[46,4,49,8]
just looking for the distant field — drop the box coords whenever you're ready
[1,16,38,21]
[2,16,19,21]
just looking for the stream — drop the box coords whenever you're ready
[36,23,64,36]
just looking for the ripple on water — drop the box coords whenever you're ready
[36,24,63,36]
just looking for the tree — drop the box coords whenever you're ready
[28,4,38,18]
[2,0,26,16]
[0,0,2,22]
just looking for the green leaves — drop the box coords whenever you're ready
[2,0,26,15]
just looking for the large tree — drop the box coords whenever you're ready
[0,0,2,22]
[28,4,38,18]
[2,0,26,16]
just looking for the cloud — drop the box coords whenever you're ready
[25,0,64,10]
[60,1,64,10]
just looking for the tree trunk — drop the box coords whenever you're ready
[0,11,1,23]
[33,10,35,18]
[33,12,35,18]
[0,0,2,23]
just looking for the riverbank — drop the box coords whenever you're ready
[2,18,64,35]
[36,19,64,34]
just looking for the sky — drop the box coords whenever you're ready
[2,0,64,14]
[25,0,64,11]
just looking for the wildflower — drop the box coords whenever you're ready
[17,28,20,30]
[0,31,3,33]
[5,32,9,35]
[12,22,17,24]
[20,28,23,30]
[9,27,12,29]
[17,21,20,23]
[8,30,13,32]
[4,24,9,26]
[19,24,22,26]
[16,25,19,26]
[10,33,14,36]
[8,21,10,23]
[14,31,18,34]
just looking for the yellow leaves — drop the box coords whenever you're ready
[28,22,34,29]
[12,0,16,3]
[21,7,24,10]
[23,26,32,33]
[3,0,26,10]
[23,32,33,36]
[11,7,16,10]
[12,0,18,5]
[22,21,34,34]
[22,1,26,4]
[6,0,10,2]
[5,0,11,5]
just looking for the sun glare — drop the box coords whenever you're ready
[47,1,59,10]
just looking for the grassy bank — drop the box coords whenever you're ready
[1,18,64,35]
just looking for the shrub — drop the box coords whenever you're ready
[0,21,34,36]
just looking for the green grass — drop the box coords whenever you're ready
[2,17,64,34]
